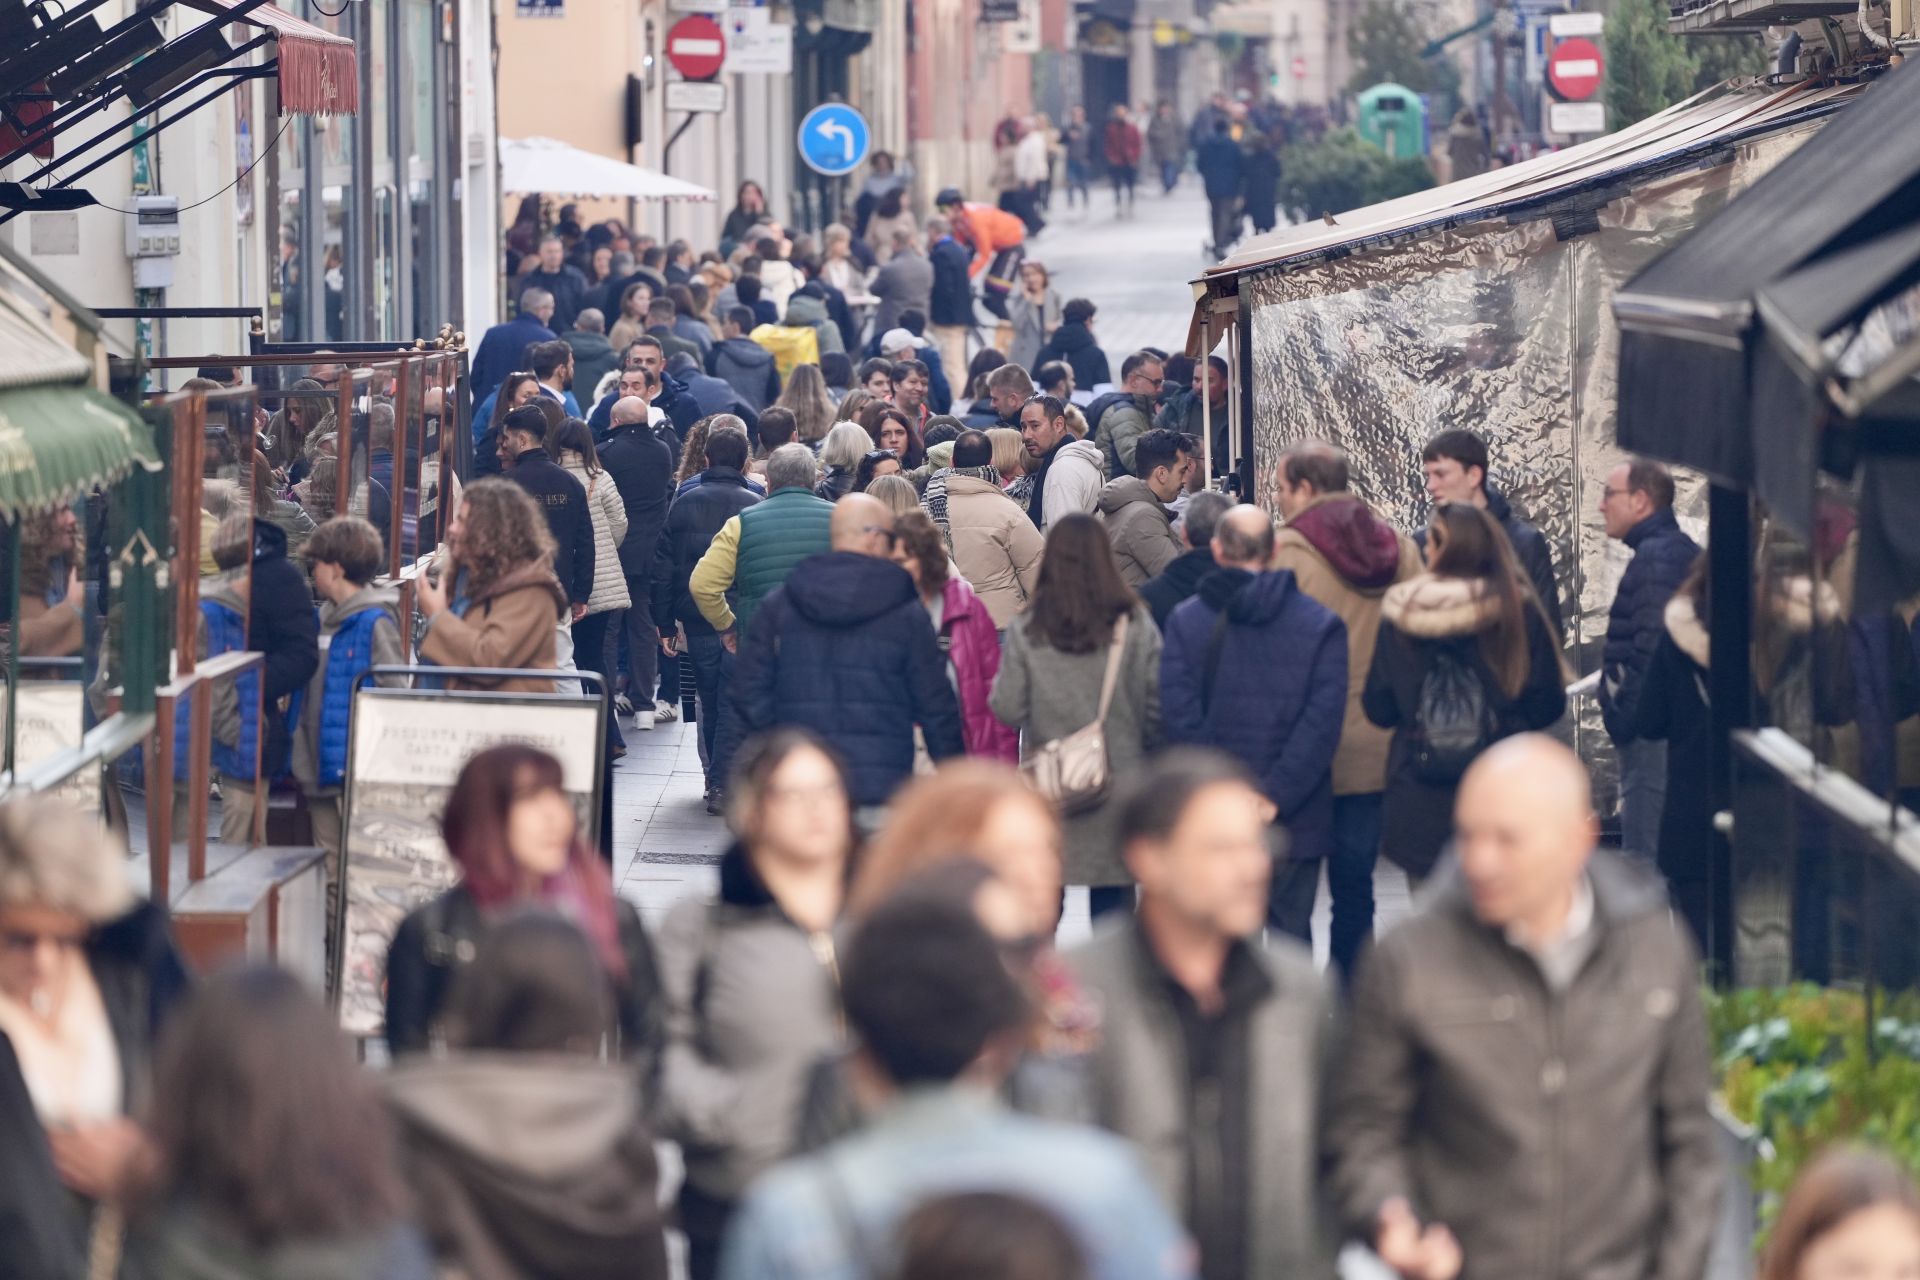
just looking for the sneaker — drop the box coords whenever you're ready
[705,788,725,816]
[654,700,679,724]
[635,708,655,732]
[614,692,635,717]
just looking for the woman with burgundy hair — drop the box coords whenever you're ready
[382,744,662,1060]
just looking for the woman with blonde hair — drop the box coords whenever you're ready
[833,388,874,426]
[986,427,1029,485]
[814,422,871,502]
[818,223,874,310]
[864,473,920,520]
[0,796,190,1278]
[772,363,836,446]
[415,477,569,692]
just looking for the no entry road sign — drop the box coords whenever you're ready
[1547,35,1604,102]
[666,15,726,82]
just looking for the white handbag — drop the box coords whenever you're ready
[1021,615,1128,815]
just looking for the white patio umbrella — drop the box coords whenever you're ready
[498,136,716,202]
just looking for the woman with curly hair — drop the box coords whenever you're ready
[674,417,713,490]
[415,477,569,693]
[772,363,836,446]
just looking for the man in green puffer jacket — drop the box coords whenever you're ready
[689,443,834,650]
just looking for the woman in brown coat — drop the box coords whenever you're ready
[416,477,568,692]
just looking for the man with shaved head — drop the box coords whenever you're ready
[1328,734,1721,1280]
[599,391,676,733]
[724,491,963,819]
[1161,503,1347,943]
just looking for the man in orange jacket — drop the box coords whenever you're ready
[935,188,1026,319]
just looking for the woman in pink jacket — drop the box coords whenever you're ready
[893,512,1020,762]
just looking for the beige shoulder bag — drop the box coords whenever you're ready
[1022,614,1129,815]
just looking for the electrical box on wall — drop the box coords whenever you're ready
[125,194,180,289]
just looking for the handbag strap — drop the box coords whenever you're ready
[1092,613,1130,727]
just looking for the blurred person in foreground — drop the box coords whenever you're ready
[893,1191,1089,1280]
[719,890,1192,1280]
[1069,749,1336,1279]
[387,914,669,1280]
[0,797,190,1278]
[1761,1148,1920,1280]
[126,966,432,1280]
[656,729,855,1280]
[1327,734,1720,1280]
[383,744,660,1061]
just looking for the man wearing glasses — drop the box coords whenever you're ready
[1094,349,1167,480]
[723,492,963,827]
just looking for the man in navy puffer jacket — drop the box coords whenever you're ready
[1160,505,1348,943]
[1599,457,1699,861]
[724,493,963,812]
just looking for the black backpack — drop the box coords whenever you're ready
[1410,641,1500,784]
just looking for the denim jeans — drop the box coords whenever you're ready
[1160,159,1180,192]
[1329,793,1384,981]
[571,609,622,751]
[1616,737,1668,862]
[686,632,732,789]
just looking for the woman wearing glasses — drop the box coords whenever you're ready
[0,796,191,1278]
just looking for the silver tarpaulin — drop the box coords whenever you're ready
[1245,122,1820,813]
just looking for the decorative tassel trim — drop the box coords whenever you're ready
[275,35,359,117]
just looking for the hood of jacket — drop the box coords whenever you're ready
[471,560,569,618]
[784,293,831,327]
[1096,475,1169,519]
[251,516,290,564]
[715,336,774,369]
[1048,322,1097,355]
[1283,493,1405,590]
[1664,594,1709,667]
[387,1055,642,1177]
[320,583,401,630]
[1048,436,1105,476]
[1197,565,1301,624]
[1381,573,1500,638]
[784,550,918,629]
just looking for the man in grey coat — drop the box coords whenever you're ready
[1068,749,1337,1280]
[869,229,934,337]
[1327,734,1722,1280]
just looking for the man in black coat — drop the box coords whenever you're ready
[499,405,594,616]
[247,517,321,776]
[1141,490,1232,628]
[518,236,592,333]
[667,352,761,442]
[588,336,700,438]
[651,425,761,807]
[1196,119,1246,258]
[1598,457,1699,860]
[1418,428,1562,638]
[725,493,963,813]
[601,393,678,732]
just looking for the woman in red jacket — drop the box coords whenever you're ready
[893,511,1019,762]
[1103,104,1144,215]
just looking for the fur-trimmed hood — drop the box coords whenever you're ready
[1664,594,1709,668]
[1381,573,1499,638]
[1767,574,1844,633]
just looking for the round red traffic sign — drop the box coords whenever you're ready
[1546,36,1603,102]
[666,15,726,82]
[1291,55,1308,78]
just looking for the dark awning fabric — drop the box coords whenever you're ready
[1614,59,1920,487]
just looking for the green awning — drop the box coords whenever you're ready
[0,383,160,518]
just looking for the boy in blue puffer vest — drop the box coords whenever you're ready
[290,516,404,860]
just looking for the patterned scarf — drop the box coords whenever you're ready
[920,464,1001,548]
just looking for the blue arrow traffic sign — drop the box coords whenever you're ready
[797,102,871,177]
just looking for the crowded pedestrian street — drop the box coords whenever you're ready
[5,3,1920,1280]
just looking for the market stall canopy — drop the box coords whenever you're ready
[0,286,157,518]
[1202,79,1856,286]
[1614,59,1920,489]
[179,0,361,116]
[499,137,717,201]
